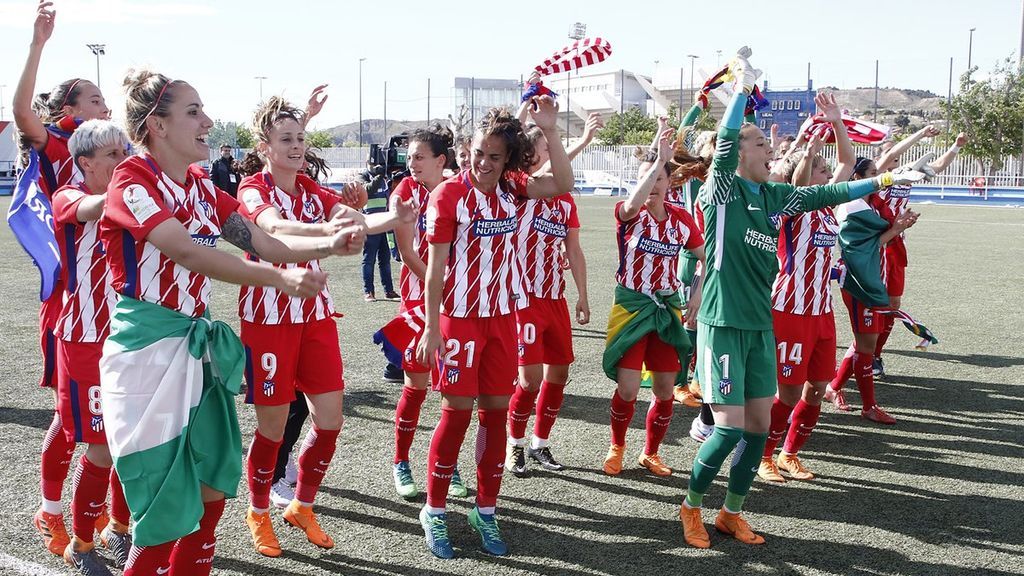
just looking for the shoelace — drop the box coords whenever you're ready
[451,469,463,485]
[477,516,502,542]
[395,466,414,485]
[427,516,449,543]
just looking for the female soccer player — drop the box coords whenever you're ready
[388,125,469,499]
[414,97,574,559]
[100,69,365,576]
[678,48,924,548]
[236,95,411,557]
[504,114,596,476]
[601,128,706,478]
[13,2,113,555]
[758,93,855,483]
[51,120,131,575]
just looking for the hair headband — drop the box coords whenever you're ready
[58,79,84,110]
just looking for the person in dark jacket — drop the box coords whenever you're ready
[361,162,399,301]
[210,144,240,196]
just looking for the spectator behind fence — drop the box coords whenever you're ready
[211,144,241,197]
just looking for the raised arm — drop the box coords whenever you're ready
[565,113,603,162]
[524,96,574,198]
[928,132,968,175]
[791,132,824,186]
[14,1,56,150]
[697,70,748,205]
[876,125,940,172]
[618,127,674,221]
[820,92,857,183]
[303,84,328,128]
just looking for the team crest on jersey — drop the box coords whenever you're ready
[418,213,427,232]
[90,415,104,433]
[445,367,460,384]
[263,380,275,397]
[303,198,318,219]
[665,227,681,242]
[197,198,213,217]
[781,365,793,378]
[769,212,782,230]
[719,378,732,397]
[405,347,414,363]
[518,343,526,358]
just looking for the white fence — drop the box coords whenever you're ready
[214,144,1024,189]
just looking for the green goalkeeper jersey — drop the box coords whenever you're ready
[697,125,853,331]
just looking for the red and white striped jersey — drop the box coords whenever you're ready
[771,208,839,316]
[516,193,580,300]
[51,183,116,343]
[425,170,528,318]
[614,202,703,295]
[879,184,911,217]
[391,176,431,303]
[38,127,82,199]
[101,155,240,318]
[236,172,339,324]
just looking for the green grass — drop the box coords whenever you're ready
[0,198,1022,575]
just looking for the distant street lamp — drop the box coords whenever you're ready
[254,76,267,101]
[0,84,7,121]
[358,58,367,147]
[967,27,977,75]
[86,44,105,89]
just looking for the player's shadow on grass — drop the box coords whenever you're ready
[216,553,455,576]
[0,406,54,430]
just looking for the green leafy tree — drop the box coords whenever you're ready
[235,125,256,149]
[306,130,335,149]
[943,57,1024,174]
[208,121,245,148]
[596,106,657,145]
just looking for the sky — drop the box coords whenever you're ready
[0,0,1021,132]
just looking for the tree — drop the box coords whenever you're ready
[894,113,911,129]
[596,106,657,145]
[235,125,256,149]
[943,57,1024,174]
[306,129,335,149]
[208,120,248,149]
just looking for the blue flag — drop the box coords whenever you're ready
[7,149,61,301]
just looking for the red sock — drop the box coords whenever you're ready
[425,407,472,510]
[854,352,877,409]
[124,541,175,576]
[642,398,674,455]
[533,380,566,441]
[295,427,340,505]
[475,408,507,510]
[831,346,856,392]
[168,498,224,576]
[782,400,821,455]
[109,468,131,527]
[394,386,428,464]
[763,398,796,458]
[507,386,539,442]
[71,455,110,544]
[609,391,636,447]
[246,430,282,510]
[875,316,895,357]
[41,411,75,503]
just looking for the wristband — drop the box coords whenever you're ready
[878,172,895,188]
[949,143,960,154]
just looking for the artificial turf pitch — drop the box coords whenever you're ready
[0,197,1021,576]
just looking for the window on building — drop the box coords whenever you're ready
[794,100,801,110]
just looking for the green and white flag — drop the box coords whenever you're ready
[100,296,243,546]
[835,198,890,308]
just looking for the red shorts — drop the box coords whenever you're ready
[516,295,574,366]
[772,309,837,385]
[885,258,906,297]
[400,300,430,374]
[432,313,517,397]
[39,296,61,389]
[842,290,884,335]
[617,331,682,373]
[242,318,344,406]
[56,340,106,444]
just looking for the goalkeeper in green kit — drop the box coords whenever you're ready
[678,47,927,548]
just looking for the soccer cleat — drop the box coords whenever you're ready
[246,508,282,558]
[715,509,765,545]
[690,415,713,443]
[283,501,334,549]
[679,505,710,549]
[506,445,528,477]
[638,453,672,476]
[872,356,886,379]
[862,405,897,425]
[758,456,786,483]
[419,507,454,559]
[468,507,509,556]
[673,385,702,408]
[393,461,419,500]
[602,444,625,476]
[825,387,852,412]
[527,445,564,471]
[99,524,132,568]
[33,508,70,556]
[63,540,113,576]
[270,478,295,509]
[449,466,469,498]
[777,453,814,480]
[687,378,703,399]
[383,363,404,383]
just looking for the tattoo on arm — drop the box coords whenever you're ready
[222,212,260,257]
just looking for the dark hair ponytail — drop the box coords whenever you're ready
[409,123,454,161]
[476,107,535,175]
